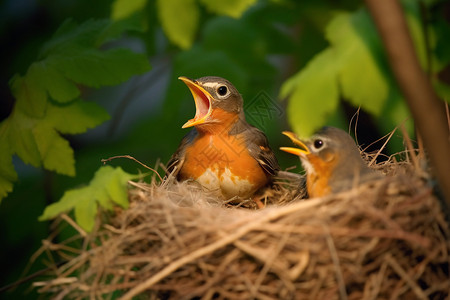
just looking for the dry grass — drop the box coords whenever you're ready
[32,153,449,299]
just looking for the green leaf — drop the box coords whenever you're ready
[3,100,109,178]
[99,17,147,43]
[33,123,75,176]
[48,48,150,88]
[32,62,80,103]
[40,19,110,57]
[157,0,199,49]
[46,101,110,134]
[106,169,131,208]
[327,11,388,116]
[39,166,138,232]
[75,193,98,232]
[7,111,41,167]
[2,17,152,201]
[10,72,47,117]
[41,18,146,57]
[200,0,257,18]
[0,128,18,201]
[111,0,148,20]
[39,188,83,221]
[281,49,339,138]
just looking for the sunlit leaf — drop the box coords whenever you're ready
[39,166,139,232]
[157,0,199,49]
[33,123,75,176]
[10,73,47,117]
[75,192,98,232]
[7,111,41,167]
[200,0,257,18]
[0,132,17,201]
[281,49,339,138]
[327,11,388,116]
[39,188,82,221]
[111,0,148,20]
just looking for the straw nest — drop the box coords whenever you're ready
[34,156,449,299]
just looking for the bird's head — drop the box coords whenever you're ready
[178,76,243,129]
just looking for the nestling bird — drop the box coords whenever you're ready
[167,76,279,199]
[280,127,382,198]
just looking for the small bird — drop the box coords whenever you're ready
[280,127,382,198]
[167,76,279,200]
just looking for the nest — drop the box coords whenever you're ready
[33,158,449,299]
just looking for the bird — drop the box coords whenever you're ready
[280,127,382,198]
[166,76,280,200]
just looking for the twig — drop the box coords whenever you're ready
[399,124,420,171]
[368,128,396,167]
[252,231,292,295]
[0,261,65,293]
[323,224,348,300]
[384,254,428,300]
[61,214,87,237]
[349,107,361,145]
[101,155,163,182]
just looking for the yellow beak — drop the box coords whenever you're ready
[279,131,310,156]
[178,76,213,128]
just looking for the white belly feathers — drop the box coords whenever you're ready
[196,167,254,198]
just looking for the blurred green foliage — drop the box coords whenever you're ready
[282,1,450,138]
[1,0,449,298]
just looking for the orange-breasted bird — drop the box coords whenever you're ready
[280,127,382,198]
[167,76,280,199]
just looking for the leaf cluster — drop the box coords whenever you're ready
[0,19,151,200]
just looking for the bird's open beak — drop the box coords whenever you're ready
[280,131,310,156]
[179,76,213,128]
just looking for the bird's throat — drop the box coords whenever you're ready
[195,108,241,135]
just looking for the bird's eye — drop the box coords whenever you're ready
[217,85,228,96]
[313,139,324,149]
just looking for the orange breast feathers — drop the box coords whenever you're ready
[305,154,337,198]
[180,133,268,185]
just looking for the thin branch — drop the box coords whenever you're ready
[385,254,428,300]
[101,155,163,182]
[323,224,348,300]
